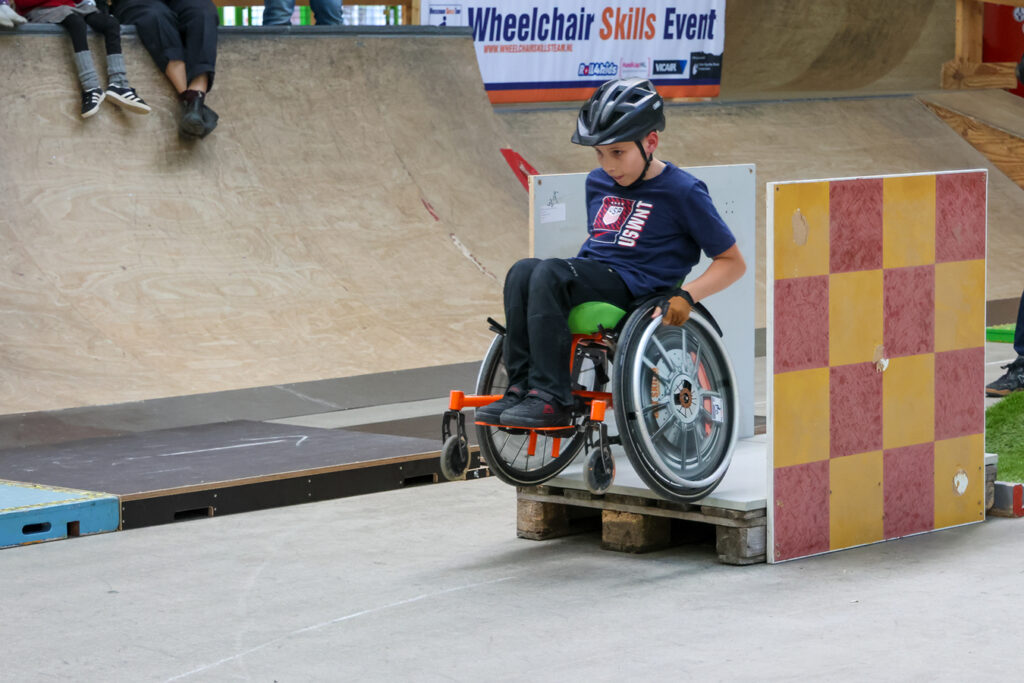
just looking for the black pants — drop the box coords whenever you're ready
[114,0,218,89]
[503,258,633,406]
[60,11,122,54]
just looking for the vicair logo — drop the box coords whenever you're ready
[579,61,618,77]
[653,59,686,75]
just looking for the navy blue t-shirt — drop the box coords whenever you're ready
[577,162,736,296]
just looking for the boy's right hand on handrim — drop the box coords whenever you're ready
[652,288,694,326]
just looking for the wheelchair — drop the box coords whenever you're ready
[440,293,739,504]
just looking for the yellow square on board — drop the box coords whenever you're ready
[772,367,830,468]
[829,451,884,550]
[883,175,936,269]
[829,270,883,367]
[882,353,935,450]
[773,181,830,280]
[935,259,986,353]
[934,434,985,528]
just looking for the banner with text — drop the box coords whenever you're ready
[423,2,725,104]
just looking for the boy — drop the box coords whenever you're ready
[477,78,746,429]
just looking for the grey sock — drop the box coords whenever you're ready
[106,52,129,88]
[73,51,101,91]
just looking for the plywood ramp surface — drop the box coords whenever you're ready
[720,0,955,99]
[0,30,527,414]
[503,95,1024,328]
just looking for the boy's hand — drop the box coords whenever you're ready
[0,3,27,26]
[652,288,693,326]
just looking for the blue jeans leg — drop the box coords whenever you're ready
[310,0,343,24]
[262,0,295,25]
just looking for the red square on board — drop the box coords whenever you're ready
[830,178,883,273]
[830,363,883,458]
[773,461,830,561]
[935,347,986,441]
[883,443,935,539]
[883,265,935,358]
[935,172,986,263]
[774,275,829,373]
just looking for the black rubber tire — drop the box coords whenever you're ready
[439,434,469,481]
[612,299,739,503]
[474,334,600,486]
[583,446,615,495]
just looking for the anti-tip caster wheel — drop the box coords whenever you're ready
[440,434,470,481]
[583,446,615,495]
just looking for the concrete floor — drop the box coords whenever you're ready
[2,474,1021,682]
[1,341,1017,682]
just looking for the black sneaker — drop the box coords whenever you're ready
[500,390,573,428]
[198,103,219,138]
[81,88,104,118]
[474,386,526,425]
[179,90,206,137]
[986,356,1024,397]
[106,85,151,115]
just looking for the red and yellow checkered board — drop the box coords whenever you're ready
[767,170,987,562]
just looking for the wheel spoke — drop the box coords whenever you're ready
[641,400,672,415]
[651,334,681,373]
[650,416,676,441]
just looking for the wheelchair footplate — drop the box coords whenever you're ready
[440,390,613,491]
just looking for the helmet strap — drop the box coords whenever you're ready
[624,140,653,190]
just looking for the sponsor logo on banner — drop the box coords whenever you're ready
[689,51,722,79]
[619,59,649,78]
[427,3,462,26]
[578,61,618,77]
[652,59,687,75]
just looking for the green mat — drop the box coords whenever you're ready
[986,323,1016,344]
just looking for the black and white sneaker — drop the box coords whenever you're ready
[106,85,151,115]
[986,356,1024,397]
[81,88,104,118]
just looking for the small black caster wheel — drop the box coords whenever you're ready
[440,434,470,481]
[583,446,614,495]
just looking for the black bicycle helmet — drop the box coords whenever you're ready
[571,78,665,146]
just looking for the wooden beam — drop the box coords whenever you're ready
[942,59,1018,90]
[942,0,1019,89]
[955,0,984,63]
[923,100,1024,191]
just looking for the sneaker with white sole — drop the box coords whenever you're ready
[81,88,104,118]
[106,85,151,115]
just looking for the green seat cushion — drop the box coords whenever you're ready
[568,301,628,335]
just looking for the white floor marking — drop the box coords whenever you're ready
[165,576,515,681]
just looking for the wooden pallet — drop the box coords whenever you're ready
[516,485,767,565]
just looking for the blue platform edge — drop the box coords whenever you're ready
[0,480,120,548]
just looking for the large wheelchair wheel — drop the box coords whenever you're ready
[613,300,739,503]
[475,334,605,486]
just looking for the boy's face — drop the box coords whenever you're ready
[593,132,658,186]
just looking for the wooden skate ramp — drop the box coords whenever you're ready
[0,27,526,415]
[720,0,954,99]
[503,94,1024,328]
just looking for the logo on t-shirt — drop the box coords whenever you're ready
[592,196,653,247]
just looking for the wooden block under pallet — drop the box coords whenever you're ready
[516,485,766,565]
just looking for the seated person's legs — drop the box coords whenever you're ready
[164,0,217,91]
[262,0,295,25]
[475,258,540,424]
[309,0,343,25]
[166,0,218,136]
[114,0,182,78]
[83,11,151,113]
[480,257,632,428]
